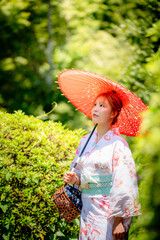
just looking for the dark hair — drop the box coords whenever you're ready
[97,91,123,125]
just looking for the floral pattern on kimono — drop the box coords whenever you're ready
[70,129,141,240]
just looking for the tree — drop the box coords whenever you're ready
[0,0,64,115]
[1,0,152,130]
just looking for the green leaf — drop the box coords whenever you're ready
[56,231,65,237]
[2,233,10,240]
[6,173,12,181]
[0,203,8,213]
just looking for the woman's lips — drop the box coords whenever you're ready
[93,113,98,118]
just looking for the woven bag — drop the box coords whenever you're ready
[52,184,82,222]
[52,124,97,222]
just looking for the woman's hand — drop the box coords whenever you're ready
[63,171,80,185]
[112,217,126,240]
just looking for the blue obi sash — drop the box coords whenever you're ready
[81,174,112,196]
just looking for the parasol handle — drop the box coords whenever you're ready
[73,123,97,169]
[64,124,97,187]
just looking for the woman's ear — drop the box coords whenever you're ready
[111,110,118,119]
[111,110,119,125]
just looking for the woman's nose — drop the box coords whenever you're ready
[93,105,98,111]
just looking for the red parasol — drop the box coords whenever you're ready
[58,69,148,137]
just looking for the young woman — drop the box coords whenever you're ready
[64,92,141,240]
[57,68,147,239]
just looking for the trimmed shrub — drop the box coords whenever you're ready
[0,111,85,240]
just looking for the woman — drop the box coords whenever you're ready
[63,91,141,240]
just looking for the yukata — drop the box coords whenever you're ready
[70,129,141,240]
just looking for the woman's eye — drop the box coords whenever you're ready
[100,104,104,107]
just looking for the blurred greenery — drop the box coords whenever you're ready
[0,0,159,130]
[0,0,160,239]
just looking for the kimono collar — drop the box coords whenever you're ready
[111,126,120,136]
[94,127,120,138]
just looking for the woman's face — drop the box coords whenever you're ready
[91,96,113,125]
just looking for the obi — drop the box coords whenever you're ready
[81,174,112,196]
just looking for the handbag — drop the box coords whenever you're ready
[52,184,82,222]
[52,124,97,222]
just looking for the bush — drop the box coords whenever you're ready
[0,111,85,240]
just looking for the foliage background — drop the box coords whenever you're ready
[0,0,160,239]
[1,0,159,130]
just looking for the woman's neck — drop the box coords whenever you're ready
[96,124,111,142]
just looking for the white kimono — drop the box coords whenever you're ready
[70,129,141,240]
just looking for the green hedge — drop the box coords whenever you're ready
[0,111,85,240]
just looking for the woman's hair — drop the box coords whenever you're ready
[96,91,123,125]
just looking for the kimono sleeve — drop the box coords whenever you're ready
[108,140,141,219]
